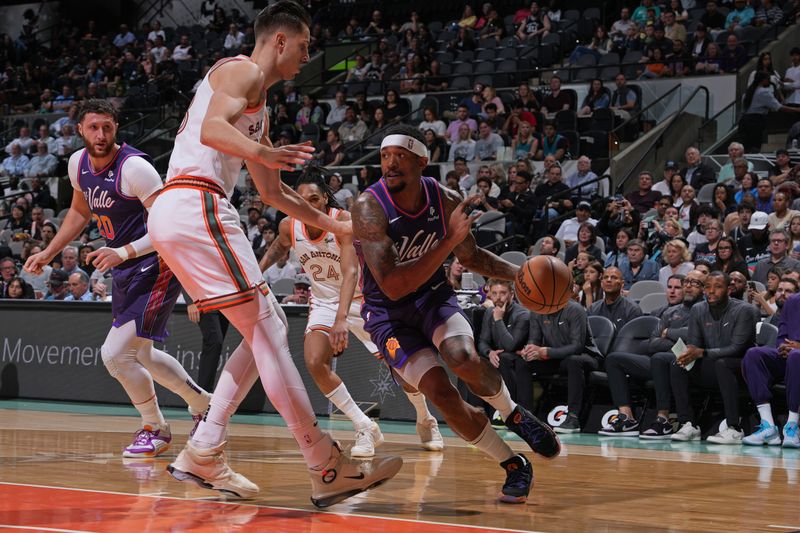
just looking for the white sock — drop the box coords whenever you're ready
[468,420,515,463]
[135,393,166,428]
[478,381,517,421]
[405,390,434,422]
[789,411,799,425]
[326,382,372,430]
[757,404,775,426]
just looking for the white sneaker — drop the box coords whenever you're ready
[309,440,403,508]
[707,426,744,445]
[350,422,384,458]
[671,422,701,442]
[416,418,444,451]
[167,440,259,498]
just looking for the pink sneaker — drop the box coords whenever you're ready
[123,424,172,458]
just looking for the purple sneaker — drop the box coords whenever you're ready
[123,424,172,458]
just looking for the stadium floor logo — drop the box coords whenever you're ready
[547,405,569,426]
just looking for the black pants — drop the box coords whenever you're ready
[606,352,673,414]
[669,356,742,427]
[529,353,599,415]
[197,311,230,392]
[498,352,535,412]
[739,113,766,153]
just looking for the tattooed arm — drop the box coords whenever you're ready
[351,190,478,300]
[258,216,293,272]
[441,186,519,282]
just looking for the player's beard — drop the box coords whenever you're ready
[86,139,115,158]
[386,181,406,193]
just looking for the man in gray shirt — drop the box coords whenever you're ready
[478,279,531,410]
[474,121,505,161]
[669,271,757,444]
[600,270,706,438]
[520,300,600,434]
[589,267,644,328]
[752,229,800,285]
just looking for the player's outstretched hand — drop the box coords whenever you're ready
[23,250,52,276]
[447,194,481,245]
[87,247,125,272]
[259,141,315,171]
[330,317,349,353]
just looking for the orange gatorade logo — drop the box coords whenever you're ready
[386,337,401,360]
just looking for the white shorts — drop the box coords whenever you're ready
[148,181,267,312]
[306,298,378,354]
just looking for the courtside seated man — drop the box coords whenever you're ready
[352,124,561,504]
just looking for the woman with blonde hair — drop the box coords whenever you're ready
[658,239,694,288]
[488,162,507,188]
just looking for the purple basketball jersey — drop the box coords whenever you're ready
[355,176,450,306]
[77,143,153,262]
[78,144,180,341]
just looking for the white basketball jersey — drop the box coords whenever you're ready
[167,55,266,198]
[291,209,362,304]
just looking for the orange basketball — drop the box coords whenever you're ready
[514,255,573,314]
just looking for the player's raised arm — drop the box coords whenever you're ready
[352,191,476,300]
[201,60,314,171]
[443,186,519,282]
[259,216,293,272]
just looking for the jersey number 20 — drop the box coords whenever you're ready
[93,213,115,240]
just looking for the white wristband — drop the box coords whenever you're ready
[112,246,129,261]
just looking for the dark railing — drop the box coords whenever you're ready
[614,85,710,194]
[696,99,738,147]
[608,83,682,145]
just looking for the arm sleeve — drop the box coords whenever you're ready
[67,150,83,191]
[706,305,756,359]
[687,306,704,348]
[547,306,588,359]
[119,156,163,203]
[528,312,543,346]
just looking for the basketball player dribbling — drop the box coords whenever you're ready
[352,124,562,504]
[259,169,444,457]
[24,99,211,458]
[146,1,401,507]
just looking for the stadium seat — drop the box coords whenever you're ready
[608,315,660,355]
[500,250,527,266]
[588,315,615,357]
[638,292,668,315]
[628,280,665,302]
[271,278,296,299]
[696,182,716,204]
[756,322,779,347]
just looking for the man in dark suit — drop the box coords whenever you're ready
[680,147,716,190]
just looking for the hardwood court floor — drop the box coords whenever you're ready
[1,403,799,532]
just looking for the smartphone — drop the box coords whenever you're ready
[614,193,623,206]
[747,281,756,291]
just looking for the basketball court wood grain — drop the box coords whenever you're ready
[1,408,798,532]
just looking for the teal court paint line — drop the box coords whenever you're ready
[1,399,798,461]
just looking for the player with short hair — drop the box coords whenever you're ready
[146,0,402,507]
[24,98,211,458]
[259,167,444,457]
[351,123,561,504]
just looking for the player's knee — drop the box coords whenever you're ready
[101,344,121,378]
[787,349,800,363]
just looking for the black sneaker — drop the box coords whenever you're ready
[505,405,561,458]
[639,416,675,440]
[499,454,533,504]
[598,413,640,437]
[553,413,581,434]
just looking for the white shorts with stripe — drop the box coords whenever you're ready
[148,177,268,312]
[307,298,378,355]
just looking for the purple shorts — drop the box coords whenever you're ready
[361,289,465,369]
[112,254,181,342]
